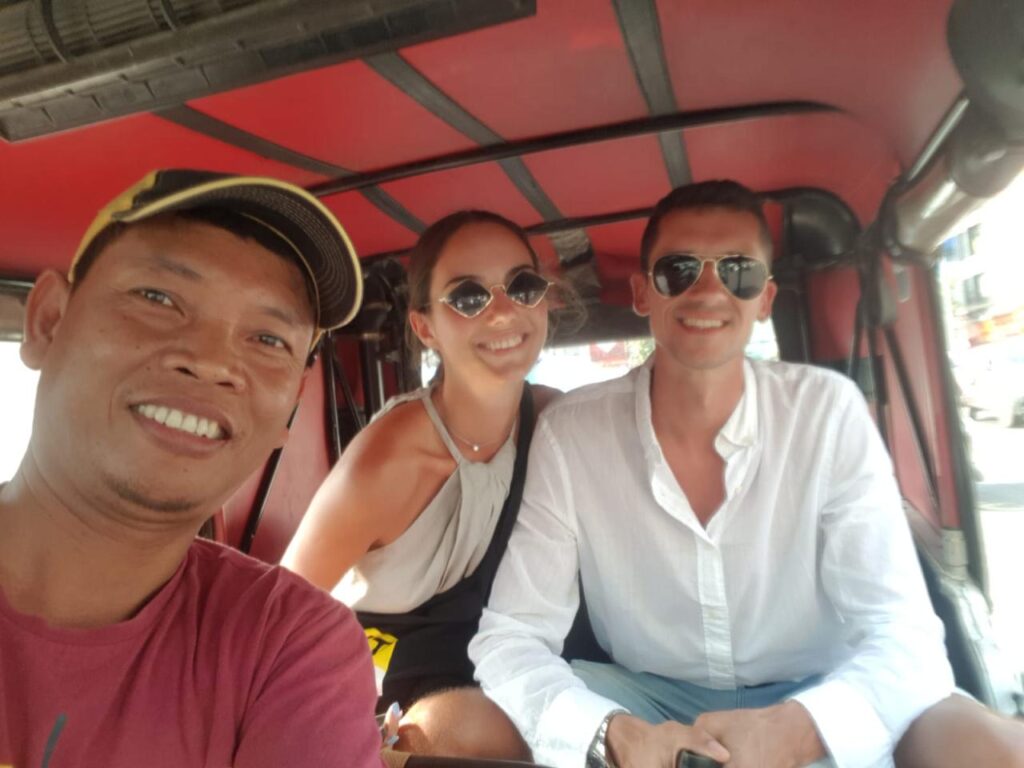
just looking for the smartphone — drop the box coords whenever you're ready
[675,751,724,768]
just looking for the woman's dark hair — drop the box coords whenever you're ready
[406,210,540,313]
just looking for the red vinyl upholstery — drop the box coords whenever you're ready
[220,356,332,564]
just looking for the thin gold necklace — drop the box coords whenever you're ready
[448,428,506,453]
[433,393,514,453]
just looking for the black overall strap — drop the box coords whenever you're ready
[470,383,534,605]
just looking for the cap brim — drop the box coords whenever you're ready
[112,174,362,330]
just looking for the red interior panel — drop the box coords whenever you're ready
[0,114,322,277]
[380,161,541,228]
[400,0,649,140]
[684,113,899,224]
[524,135,672,220]
[804,259,953,529]
[884,350,938,527]
[586,219,647,306]
[189,59,477,171]
[806,269,861,362]
[657,0,960,168]
[320,191,422,256]
[588,219,647,261]
[222,356,331,564]
[888,265,961,528]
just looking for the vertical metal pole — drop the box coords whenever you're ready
[321,332,343,466]
[882,325,940,508]
[848,301,864,383]
[239,404,299,555]
[360,337,386,417]
[924,268,988,594]
[866,324,890,448]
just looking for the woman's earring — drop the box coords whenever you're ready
[422,347,440,369]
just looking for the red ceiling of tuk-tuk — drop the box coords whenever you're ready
[0,0,961,279]
[398,0,651,138]
[657,0,959,168]
[319,191,420,256]
[378,162,542,227]
[0,114,322,277]
[683,113,898,224]
[189,60,478,172]
[523,134,672,219]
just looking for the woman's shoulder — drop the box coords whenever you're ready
[308,391,456,544]
[341,393,450,481]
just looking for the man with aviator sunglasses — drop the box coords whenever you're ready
[469,181,1018,768]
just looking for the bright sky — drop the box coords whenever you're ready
[0,342,37,481]
[962,170,1024,313]
[976,168,1024,229]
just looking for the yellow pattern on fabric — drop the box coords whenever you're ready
[365,627,398,673]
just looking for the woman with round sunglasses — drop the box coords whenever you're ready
[283,210,562,759]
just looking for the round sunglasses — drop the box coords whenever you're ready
[649,253,771,300]
[438,269,552,318]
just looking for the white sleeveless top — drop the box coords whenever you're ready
[333,386,517,614]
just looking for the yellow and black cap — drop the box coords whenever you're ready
[70,170,363,331]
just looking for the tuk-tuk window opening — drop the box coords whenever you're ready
[0,341,38,480]
[936,169,1024,682]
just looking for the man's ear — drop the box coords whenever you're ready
[757,279,778,322]
[20,270,71,371]
[630,272,652,317]
[408,309,437,351]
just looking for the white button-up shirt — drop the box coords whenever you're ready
[470,358,953,768]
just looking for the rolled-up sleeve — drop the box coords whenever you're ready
[791,383,954,768]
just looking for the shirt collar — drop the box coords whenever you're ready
[635,357,660,469]
[718,359,759,451]
[635,356,759,460]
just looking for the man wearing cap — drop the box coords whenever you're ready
[470,181,1024,768]
[0,171,381,767]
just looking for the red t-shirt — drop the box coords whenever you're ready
[0,539,383,768]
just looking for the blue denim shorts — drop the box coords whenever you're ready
[571,660,835,767]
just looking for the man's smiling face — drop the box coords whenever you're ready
[631,206,776,374]
[22,216,316,523]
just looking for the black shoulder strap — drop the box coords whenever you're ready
[473,383,535,604]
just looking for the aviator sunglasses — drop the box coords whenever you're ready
[650,252,771,300]
[437,269,552,318]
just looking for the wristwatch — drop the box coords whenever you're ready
[586,710,626,768]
